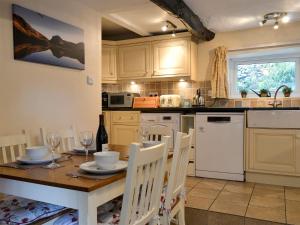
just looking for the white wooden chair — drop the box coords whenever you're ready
[161,129,194,225]
[40,126,79,153]
[54,137,170,225]
[0,132,68,224]
[144,125,170,142]
[0,130,31,164]
[0,130,31,199]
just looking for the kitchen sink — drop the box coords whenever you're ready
[248,109,300,128]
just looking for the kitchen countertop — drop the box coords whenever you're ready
[103,107,300,114]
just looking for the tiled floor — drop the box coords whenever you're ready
[185,177,300,225]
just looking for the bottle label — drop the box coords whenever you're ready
[102,144,109,151]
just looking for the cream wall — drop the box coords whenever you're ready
[0,0,101,143]
[198,21,300,81]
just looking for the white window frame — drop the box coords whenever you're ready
[228,47,300,99]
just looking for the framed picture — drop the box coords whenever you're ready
[12,4,85,70]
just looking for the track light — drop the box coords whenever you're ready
[259,12,289,30]
[161,20,177,34]
[273,21,279,30]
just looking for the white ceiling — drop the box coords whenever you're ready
[184,0,300,32]
[79,0,300,34]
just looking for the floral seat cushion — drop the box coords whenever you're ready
[54,187,180,225]
[54,196,123,225]
[0,195,66,225]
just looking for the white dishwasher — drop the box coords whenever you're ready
[196,113,244,181]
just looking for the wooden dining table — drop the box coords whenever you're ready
[0,144,172,225]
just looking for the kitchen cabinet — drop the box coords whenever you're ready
[153,39,190,77]
[105,111,140,146]
[101,32,197,81]
[118,43,151,79]
[247,128,300,176]
[102,45,117,83]
[111,124,139,146]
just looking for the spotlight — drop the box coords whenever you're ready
[282,15,290,23]
[259,19,267,26]
[161,25,168,32]
[273,21,279,30]
[130,81,136,85]
[171,30,176,37]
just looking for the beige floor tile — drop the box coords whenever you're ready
[286,200,300,225]
[245,217,286,225]
[217,190,251,206]
[185,187,192,194]
[209,199,247,216]
[249,196,285,209]
[254,183,284,191]
[185,177,201,188]
[186,194,214,210]
[252,187,284,199]
[224,181,254,194]
[285,187,300,202]
[246,205,286,224]
[194,179,226,191]
[185,208,208,225]
[208,211,244,225]
[189,187,220,199]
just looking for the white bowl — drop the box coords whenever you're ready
[25,146,49,160]
[94,151,120,170]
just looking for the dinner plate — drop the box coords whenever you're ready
[79,161,128,174]
[73,146,96,153]
[16,153,61,165]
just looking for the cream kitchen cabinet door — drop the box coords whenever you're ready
[247,129,298,175]
[110,124,139,146]
[118,43,151,79]
[102,45,117,82]
[152,39,190,77]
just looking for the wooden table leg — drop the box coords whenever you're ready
[78,193,98,225]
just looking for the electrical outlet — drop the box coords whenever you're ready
[148,92,159,97]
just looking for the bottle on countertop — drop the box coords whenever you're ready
[198,89,205,106]
[96,114,108,152]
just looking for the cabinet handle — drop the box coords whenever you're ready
[198,127,205,132]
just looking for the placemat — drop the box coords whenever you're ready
[0,155,72,170]
[65,169,115,180]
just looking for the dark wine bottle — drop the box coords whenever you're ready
[96,114,108,152]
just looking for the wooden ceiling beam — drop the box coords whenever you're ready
[150,0,215,41]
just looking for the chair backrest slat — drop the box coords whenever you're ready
[119,136,170,225]
[0,131,31,164]
[40,126,78,153]
[164,129,194,211]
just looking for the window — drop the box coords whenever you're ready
[228,46,300,98]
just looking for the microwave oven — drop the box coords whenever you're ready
[108,92,140,108]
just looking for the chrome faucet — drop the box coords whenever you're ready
[269,85,289,108]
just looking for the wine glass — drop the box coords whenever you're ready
[79,131,94,161]
[45,132,61,169]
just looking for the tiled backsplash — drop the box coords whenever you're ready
[102,80,300,107]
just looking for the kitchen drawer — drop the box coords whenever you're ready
[111,111,140,124]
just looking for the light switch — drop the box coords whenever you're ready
[86,75,94,85]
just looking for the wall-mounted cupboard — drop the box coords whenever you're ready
[101,33,198,83]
